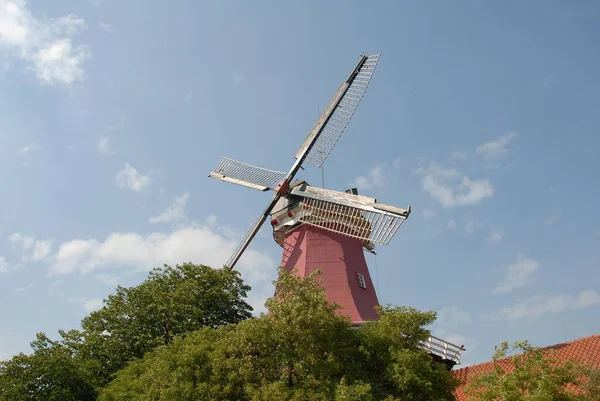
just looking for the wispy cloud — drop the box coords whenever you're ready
[487,229,504,244]
[69,297,103,313]
[464,220,475,234]
[475,132,517,160]
[115,163,151,192]
[32,239,52,260]
[16,142,40,165]
[97,136,115,155]
[98,21,113,33]
[8,232,53,261]
[351,166,386,190]
[0,256,9,273]
[15,283,34,292]
[0,1,90,85]
[351,159,404,192]
[234,74,243,85]
[486,290,600,321]
[493,254,539,294]
[149,192,190,224]
[416,162,494,208]
[542,76,553,88]
[447,219,457,230]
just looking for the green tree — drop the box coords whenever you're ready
[0,262,253,399]
[465,340,600,401]
[0,333,96,401]
[99,267,458,401]
[71,262,253,387]
[211,268,363,400]
[359,305,459,401]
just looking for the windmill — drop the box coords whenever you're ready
[209,53,411,324]
[208,55,465,368]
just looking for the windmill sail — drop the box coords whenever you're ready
[209,157,287,191]
[209,54,385,269]
[294,54,381,168]
[225,214,267,268]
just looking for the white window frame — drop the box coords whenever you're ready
[356,272,367,289]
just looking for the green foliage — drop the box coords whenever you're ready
[73,262,252,387]
[0,263,253,398]
[359,305,459,401]
[0,333,96,401]
[99,267,458,401]
[465,340,600,401]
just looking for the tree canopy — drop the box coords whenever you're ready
[98,268,459,401]
[0,263,252,399]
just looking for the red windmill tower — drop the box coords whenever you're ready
[209,54,465,366]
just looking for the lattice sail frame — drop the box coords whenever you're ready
[207,54,392,269]
[298,54,381,168]
[209,157,287,191]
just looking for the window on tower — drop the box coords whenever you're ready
[356,272,367,289]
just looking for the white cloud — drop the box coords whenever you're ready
[447,219,457,230]
[464,220,475,234]
[98,21,112,33]
[416,162,494,208]
[487,229,504,244]
[115,163,151,192]
[0,1,89,85]
[351,166,386,190]
[8,232,34,249]
[149,192,190,224]
[52,221,277,314]
[8,232,52,261]
[493,254,539,294]
[0,256,9,273]
[97,136,115,155]
[487,290,600,321]
[475,132,517,160]
[32,239,52,260]
[16,142,40,165]
[70,297,103,313]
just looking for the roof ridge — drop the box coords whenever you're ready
[454,333,600,372]
[541,333,600,349]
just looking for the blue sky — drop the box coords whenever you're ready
[1,0,600,367]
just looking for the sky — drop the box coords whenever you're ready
[1,0,600,367]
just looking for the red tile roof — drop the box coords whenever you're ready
[452,334,600,401]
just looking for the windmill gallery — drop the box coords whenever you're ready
[208,54,465,368]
